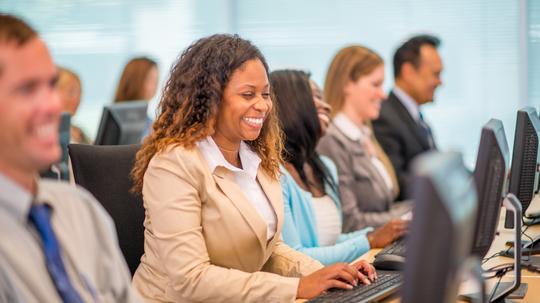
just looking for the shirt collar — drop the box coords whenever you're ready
[0,172,34,222]
[197,136,261,180]
[333,113,370,142]
[393,86,420,122]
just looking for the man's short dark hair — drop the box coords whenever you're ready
[0,14,37,46]
[393,34,441,79]
[0,14,37,76]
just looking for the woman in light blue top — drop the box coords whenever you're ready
[271,70,406,265]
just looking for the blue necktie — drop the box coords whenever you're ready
[418,111,436,149]
[28,204,84,303]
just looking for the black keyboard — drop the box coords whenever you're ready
[376,237,407,258]
[306,271,402,303]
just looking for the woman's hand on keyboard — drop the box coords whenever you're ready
[352,259,377,282]
[296,263,361,299]
[366,219,408,248]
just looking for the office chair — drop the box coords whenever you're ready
[68,143,144,276]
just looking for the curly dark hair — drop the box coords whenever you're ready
[132,34,283,193]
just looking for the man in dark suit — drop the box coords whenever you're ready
[373,35,443,200]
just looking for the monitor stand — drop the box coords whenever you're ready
[493,194,526,302]
[463,194,526,302]
[503,213,540,257]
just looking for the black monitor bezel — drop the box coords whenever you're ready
[504,107,540,229]
[471,119,509,258]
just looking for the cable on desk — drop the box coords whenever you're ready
[523,263,540,274]
[483,217,538,301]
[483,245,512,265]
[483,263,514,279]
[488,273,505,302]
[520,219,535,262]
[483,220,534,265]
[483,263,514,302]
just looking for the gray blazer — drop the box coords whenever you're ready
[317,123,411,232]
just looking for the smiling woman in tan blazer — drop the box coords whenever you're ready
[130,34,376,303]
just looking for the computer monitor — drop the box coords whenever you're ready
[40,112,71,180]
[504,107,540,229]
[401,151,477,303]
[471,119,510,258]
[95,101,148,145]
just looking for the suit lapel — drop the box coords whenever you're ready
[341,131,395,203]
[388,93,430,150]
[257,168,281,246]
[212,167,268,251]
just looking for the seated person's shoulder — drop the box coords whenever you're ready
[157,143,195,158]
[319,155,337,170]
[279,165,293,185]
[39,178,93,202]
[147,143,207,179]
[70,125,91,144]
[376,101,399,124]
[37,180,123,263]
[37,179,112,226]
[319,125,349,148]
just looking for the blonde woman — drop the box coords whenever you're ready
[56,67,89,144]
[318,45,412,232]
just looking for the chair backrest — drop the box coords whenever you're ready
[68,143,144,276]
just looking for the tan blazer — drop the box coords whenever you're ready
[132,144,323,303]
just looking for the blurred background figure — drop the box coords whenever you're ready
[372,35,443,200]
[56,66,90,144]
[0,13,139,302]
[114,56,159,138]
[272,69,407,265]
[318,45,412,232]
[3,1,527,166]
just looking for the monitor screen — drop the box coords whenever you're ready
[40,112,71,180]
[401,151,477,303]
[95,101,148,145]
[504,107,540,229]
[471,119,509,258]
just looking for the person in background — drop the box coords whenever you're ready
[56,66,90,144]
[130,34,376,303]
[271,69,408,266]
[318,45,412,232]
[372,35,443,200]
[114,56,159,138]
[0,14,140,302]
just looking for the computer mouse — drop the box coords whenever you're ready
[372,254,405,271]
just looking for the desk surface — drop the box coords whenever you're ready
[297,196,540,303]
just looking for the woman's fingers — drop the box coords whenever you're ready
[357,270,371,285]
[354,261,377,281]
[329,264,359,287]
[327,279,354,290]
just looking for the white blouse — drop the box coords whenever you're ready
[311,195,342,246]
[197,136,277,240]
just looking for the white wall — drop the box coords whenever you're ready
[2,0,532,167]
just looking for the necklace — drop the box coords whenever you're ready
[216,144,242,168]
[216,144,238,154]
